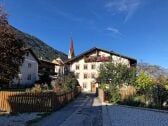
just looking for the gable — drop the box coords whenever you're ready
[65,47,137,65]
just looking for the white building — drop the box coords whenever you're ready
[13,49,39,86]
[52,57,65,75]
[65,47,137,92]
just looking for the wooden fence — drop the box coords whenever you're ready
[0,86,81,113]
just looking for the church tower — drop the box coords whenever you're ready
[68,37,75,59]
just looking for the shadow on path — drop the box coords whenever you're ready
[33,93,102,126]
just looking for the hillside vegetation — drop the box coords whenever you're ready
[12,26,67,61]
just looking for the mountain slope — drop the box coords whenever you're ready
[137,63,168,78]
[12,26,67,61]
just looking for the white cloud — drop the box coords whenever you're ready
[105,26,125,38]
[106,27,122,35]
[105,0,141,22]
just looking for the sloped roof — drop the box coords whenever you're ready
[24,48,40,64]
[65,47,137,64]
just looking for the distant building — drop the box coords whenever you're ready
[13,49,39,86]
[52,57,65,75]
[65,47,137,92]
[38,57,66,79]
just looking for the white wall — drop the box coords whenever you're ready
[13,52,39,86]
[70,50,130,92]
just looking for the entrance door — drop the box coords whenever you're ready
[91,83,96,93]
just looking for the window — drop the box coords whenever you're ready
[76,73,80,79]
[76,65,80,70]
[91,64,96,69]
[84,64,88,70]
[28,63,32,68]
[84,73,88,79]
[83,82,87,88]
[27,74,31,80]
[91,73,96,78]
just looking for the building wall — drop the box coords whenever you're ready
[52,58,65,75]
[69,50,130,92]
[55,65,65,75]
[13,52,39,86]
[39,60,55,76]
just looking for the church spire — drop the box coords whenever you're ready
[68,36,75,59]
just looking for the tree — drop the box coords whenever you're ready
[0,5,25,84]
[97,62,136,103]
[51,72,79,92]
[135,70,154,103]
[136,70,153,92]
[0,5,7,23]
[152,76,168,107]
[97,63,136,86]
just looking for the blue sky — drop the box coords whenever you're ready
[0,0,168,68]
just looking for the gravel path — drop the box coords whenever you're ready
[103,105,168,126]
[34,93,102,126]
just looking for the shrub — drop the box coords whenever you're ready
[30,84,42,93]
[51,72,79,92]
[108,85,120,103]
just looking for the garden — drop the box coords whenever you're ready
[97,62,168,110]
[0,72,81,113]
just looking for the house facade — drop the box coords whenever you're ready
[66,47,137,92]
[52,57,65,75]
[13,49,39,86]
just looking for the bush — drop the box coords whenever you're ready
[51,72,79,92]
[39,72,51,85]
[108,85,120,103]
[118,95,146,107]
[30,84,42,93]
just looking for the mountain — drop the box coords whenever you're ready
[137,63,168,78]
[12,26,68,61]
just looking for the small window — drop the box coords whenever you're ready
[84,64,88,70]
[91,64,96,69]
[76,73,80,79]
[84,73,88,79]
[76,65,80,70]
[27,74,31,80]
[28,63,31,68]
[83,82,87,88]
[91,73,96,78]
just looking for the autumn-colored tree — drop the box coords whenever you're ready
[97,62,136,86]
[136,70,153,92]
[0,5,25,84]
[97,62,136,103]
